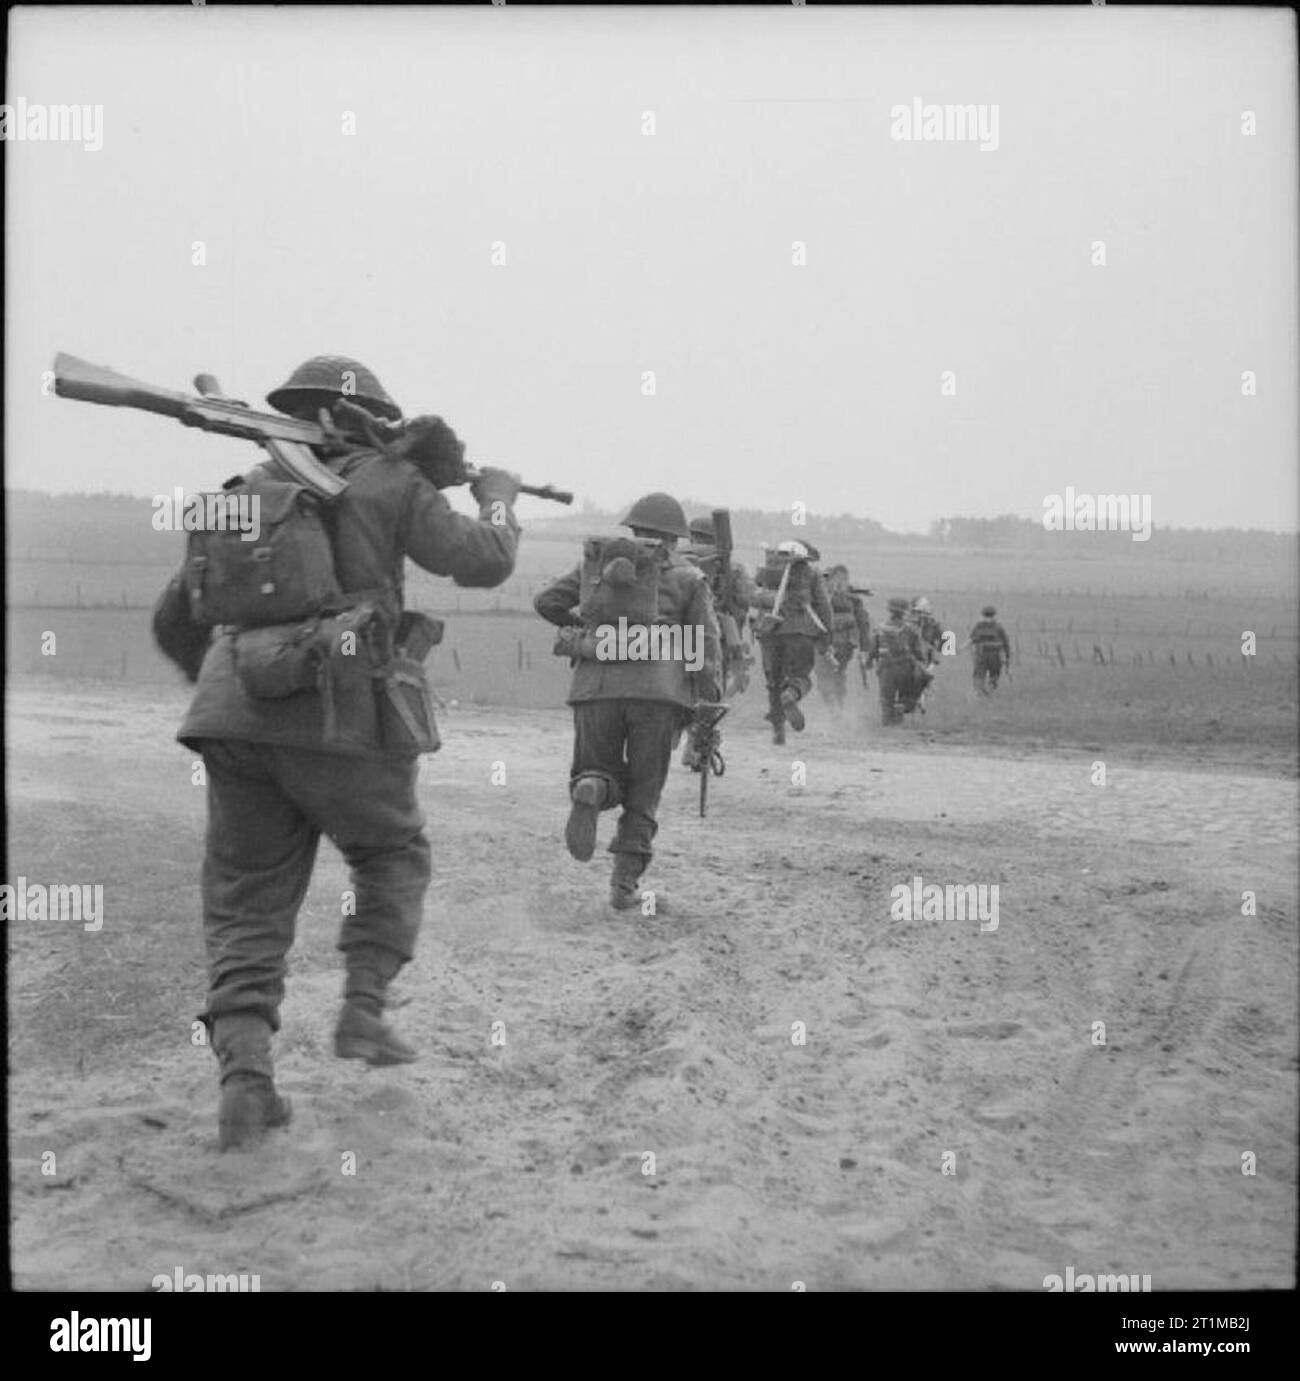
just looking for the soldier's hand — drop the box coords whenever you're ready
[470,465,521,508]
[401,415,467,488]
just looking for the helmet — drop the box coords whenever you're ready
[982,605,996,617]
[688,514,716,544]
[266,356,402,423]
[888,597,910,616]
[914,597,931,612]
[776,540,810,559]
[619,492,691,541]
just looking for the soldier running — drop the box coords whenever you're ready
[970,604,1012,692]
[534,492,721,913]
[752,540,835,745]
[865,596,932,724]
[908,596,944,666]
[817,564,872,710]
[684,512,757,696]
[152,355,522,1149]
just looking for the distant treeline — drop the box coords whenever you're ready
[7,490,1296,568]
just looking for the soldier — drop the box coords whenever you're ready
[152,355,522,1149]
[909,596,944,666]
[752,540,835,745]
[970,604,1012,692]
[817,564,872,710]
[534,492,721,912]
[865,596,932,724]
[685,513,757,695]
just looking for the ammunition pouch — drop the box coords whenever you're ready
[233,618,325,699]
[233,601,440,754]
[375,654,440,754]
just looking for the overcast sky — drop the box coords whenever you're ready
[6,5,1297,531]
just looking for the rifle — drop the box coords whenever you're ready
[53,352,574,505]
[685,701,728,817]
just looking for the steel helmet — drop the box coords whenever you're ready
[776,540,810,559]
[619,492,691,541]
[888,597,910,615]
[266,356,402,423]
[982,605,997,617]
[914,597,931,612]
[688,514,716,544]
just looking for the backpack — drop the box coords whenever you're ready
[578,535,661,627]
[878,624,916,664]
[183,472,344,629]
[757,549,812,615]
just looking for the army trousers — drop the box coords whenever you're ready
[878,659,930,722]
[570,700,682,867]
[761,635,817,724]
[197,739,431,1034]
[973,648,1004,689]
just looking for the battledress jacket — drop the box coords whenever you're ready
[751,562,835,640]
[534,547,721,709]
[168,447,519,755]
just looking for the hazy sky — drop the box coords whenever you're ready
[7,5,1297,531]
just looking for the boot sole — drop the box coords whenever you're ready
[565,792,600,861]
[784,701,805,731]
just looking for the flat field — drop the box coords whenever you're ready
[5,532,1296,1290]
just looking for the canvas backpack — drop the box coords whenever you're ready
[183,471,344,629]
[578,535,662,627]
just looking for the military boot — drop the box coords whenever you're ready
[609,855,675,914]
[780,685,805,732]
[764,709,786,746]
[334,949,416,1066]
[212,1013,291,1150]
[565,775,606,862]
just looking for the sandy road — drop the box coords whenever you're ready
[7,681,1296,1290]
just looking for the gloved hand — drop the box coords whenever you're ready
[399,415,467,489]
[470,465,521,508]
